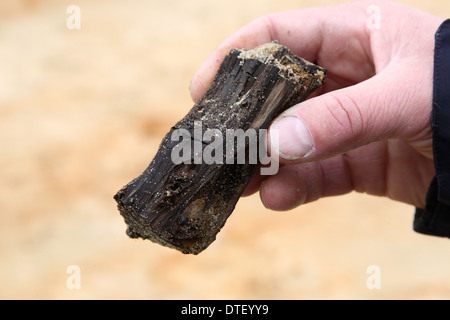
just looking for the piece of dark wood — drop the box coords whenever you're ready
[114,42,326,254]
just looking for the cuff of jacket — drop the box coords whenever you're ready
[415,177,450,237]
[414,19,450,238]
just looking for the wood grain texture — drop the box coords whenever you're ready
[114,42,326,254]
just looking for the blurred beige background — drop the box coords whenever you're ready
[1,0,450,300]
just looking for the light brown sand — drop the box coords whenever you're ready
[2,0,450,299]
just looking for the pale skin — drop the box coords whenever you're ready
[190,0,443,210]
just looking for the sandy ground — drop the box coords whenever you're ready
[2,0,450,300]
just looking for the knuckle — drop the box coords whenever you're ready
[324,92,365,139]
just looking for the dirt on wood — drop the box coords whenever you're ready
[2,0,450,299]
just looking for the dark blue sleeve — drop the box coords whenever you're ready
[414,19,450,237]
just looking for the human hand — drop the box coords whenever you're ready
[189,0,443,210]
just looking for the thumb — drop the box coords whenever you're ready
[268,65,430,162]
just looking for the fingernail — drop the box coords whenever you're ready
[269,116,314,160]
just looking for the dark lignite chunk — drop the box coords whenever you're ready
[114,42,326,254]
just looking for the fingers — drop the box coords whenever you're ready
[189,16,278,102]
[189,2,369,102]
[259,156,354,211]
[259,140,435,210]
[241,170,266,197]
[268,62,433,163]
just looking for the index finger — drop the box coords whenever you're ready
[189,3,368,102]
